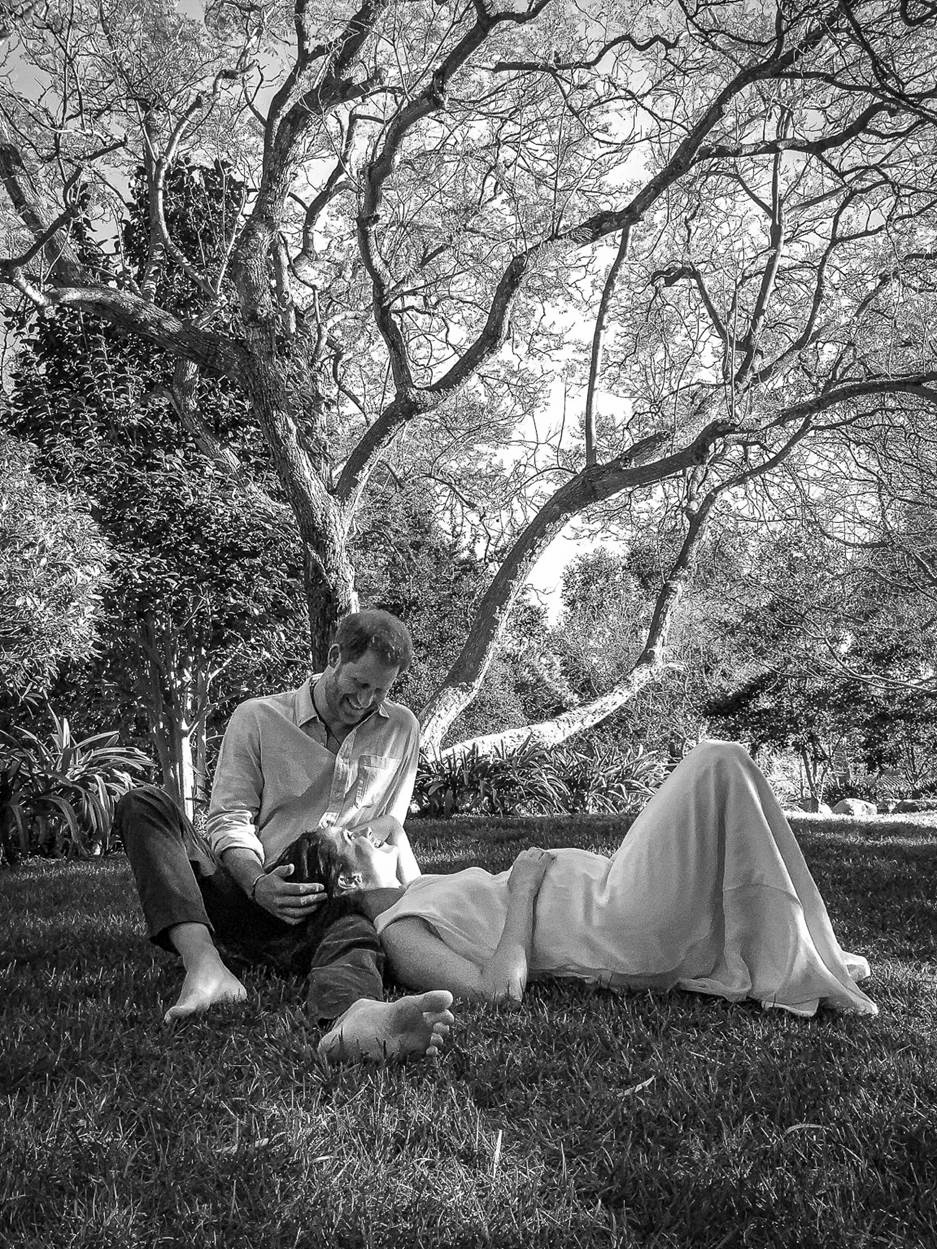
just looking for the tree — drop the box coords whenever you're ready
[3,162,310,815]
[353,473,556,744]
[0,431,109,700]
[3,0,937,762]
[701,496,937,800]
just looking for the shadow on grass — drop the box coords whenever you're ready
[3,827,937,1249]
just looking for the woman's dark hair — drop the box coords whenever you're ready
[313,829,352,897]
[271,828,354,898]
[333,609,413,674]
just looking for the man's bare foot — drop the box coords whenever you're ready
[317,990,455,1063]
[163,960,247,1022]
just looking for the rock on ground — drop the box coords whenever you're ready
[797,798,833,815]
[831,798,878,817]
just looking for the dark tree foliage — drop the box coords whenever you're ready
[2,162,309,807]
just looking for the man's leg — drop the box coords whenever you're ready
[268,835,456,1062]
[305,912,386,1021]
[114,786,248,1020]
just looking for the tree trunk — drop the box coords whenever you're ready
[433,654,673,762]
[420,423,733,751]
[239,357,359,665]
[424,460,727,758]
[139,617,209,821]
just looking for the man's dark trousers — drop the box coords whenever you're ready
[114,786,385,1022]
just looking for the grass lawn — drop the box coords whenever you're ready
[2,812,937,1249]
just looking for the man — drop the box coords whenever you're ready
[115,609,454,1062]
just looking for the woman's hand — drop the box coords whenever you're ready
[479,849,555,1005]
[508,847,555,895]
[480,950,528,1005]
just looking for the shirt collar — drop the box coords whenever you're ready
[297,675,389,726]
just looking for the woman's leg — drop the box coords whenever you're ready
[603,740,877,1015]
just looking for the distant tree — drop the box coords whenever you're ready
[3,163,308,815]
[705,507,937,800]
[352,475,553,745]
[0,432,108,702]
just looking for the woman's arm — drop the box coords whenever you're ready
[380,918,486,999]
[380,848,555,1004]
[365,815,421,886]
[480,848,554,1002]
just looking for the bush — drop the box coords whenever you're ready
[0,711,152,866]
[412,739,670,818]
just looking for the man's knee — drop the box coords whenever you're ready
[311,911,383,965]
[113,784,186,841]
[115,784,162,819]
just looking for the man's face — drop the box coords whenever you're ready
[322,646,401,727]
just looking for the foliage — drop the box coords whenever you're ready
[352,478,492,712]
[704,510,937,801]
[2,162,310,807]
[0,711,152,865]
[412,739,670,818]
[546,533,755,754]
[353,475,556,739]
[0,432,109,698]
[4,0,937,761]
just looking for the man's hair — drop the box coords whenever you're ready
[333,609,413,674]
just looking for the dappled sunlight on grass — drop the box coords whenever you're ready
[2,819,936,1248]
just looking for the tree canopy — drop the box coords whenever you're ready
[2,0,937,758]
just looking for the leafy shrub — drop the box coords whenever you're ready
[0,711,152,865]
[412,739,670,818]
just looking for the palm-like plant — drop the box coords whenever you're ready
[0,711,152,864]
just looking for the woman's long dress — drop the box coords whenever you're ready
[375,741,877,1017]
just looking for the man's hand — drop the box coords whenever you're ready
[251,864,327,925]
[508,847,555,895]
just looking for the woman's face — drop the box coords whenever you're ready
[320,824,401,891]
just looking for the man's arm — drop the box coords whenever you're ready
[375,711,421,825]
[363,709,422,884]
[205,702,267,862]
[207,701,325,923]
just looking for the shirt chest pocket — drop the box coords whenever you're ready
[355,755,398,811]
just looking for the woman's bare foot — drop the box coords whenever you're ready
[317,990,455,1063]
[164,959,247,1022]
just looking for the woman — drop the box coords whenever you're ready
[301,741,877,1018]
